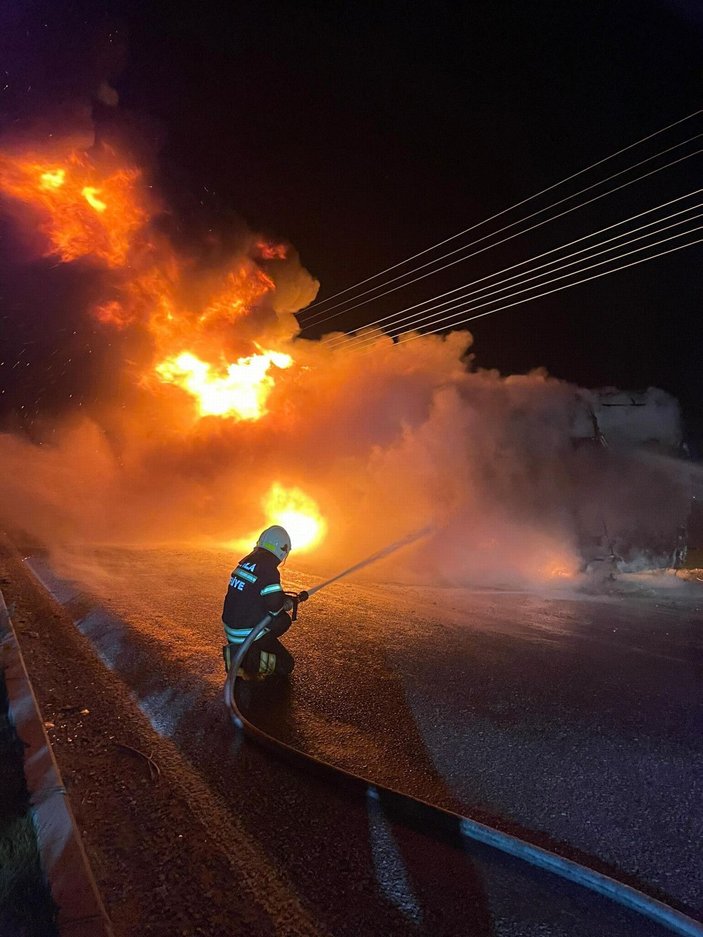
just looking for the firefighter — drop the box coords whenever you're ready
[222,525,300,678]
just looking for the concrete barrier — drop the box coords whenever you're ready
[0,590,113,937]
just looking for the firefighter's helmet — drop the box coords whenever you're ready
[257,525,291,562]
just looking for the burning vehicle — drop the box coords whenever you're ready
[570,388,692,575]
[0,131,694,587]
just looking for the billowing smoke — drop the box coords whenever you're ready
[0,130,691,587]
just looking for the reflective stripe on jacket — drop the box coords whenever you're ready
[222,547,287,643]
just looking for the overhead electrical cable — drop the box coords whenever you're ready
[344,215,703,352]
[378,217,703,342]
[302,109,702,314]
[300,135,702,330]
[324,189,702,350]
[299,109,701,320]
[334,197,703,351]
[353,230,703,356]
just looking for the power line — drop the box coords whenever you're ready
[324,189,702,350]
[300,134,702,330]
[303,134,701,328]
[390,233,703,351]
[344,213,703,353]
[352,229,703,356]
[300,108,701,318]
[381,217,703,341]
[303,108,701,313]
[334,196,703,351]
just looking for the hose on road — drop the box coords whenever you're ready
[224,620,702,937]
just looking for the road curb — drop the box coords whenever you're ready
[0,589,114,937]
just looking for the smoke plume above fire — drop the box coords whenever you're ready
[0,128,690,586]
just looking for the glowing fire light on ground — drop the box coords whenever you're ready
[263,483,327,552]
[228,484,327,556]
[543,558,578,579]
[155,350,292,420]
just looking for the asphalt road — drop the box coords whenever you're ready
[28,547,703,936]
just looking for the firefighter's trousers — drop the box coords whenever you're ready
[224,631,294,677]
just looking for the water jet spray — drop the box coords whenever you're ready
[301,525,433,598]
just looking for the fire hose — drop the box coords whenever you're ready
[223,563,703,937]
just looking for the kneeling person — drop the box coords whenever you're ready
[222,525,295,678]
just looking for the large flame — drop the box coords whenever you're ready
[0,139,293,423]
[0,131,689,587]
[1,148,148,265]
[0,138,329,550]
[230,484,328,556]
[155,349,292,420]
[263,483,327,552]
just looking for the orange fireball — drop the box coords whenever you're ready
[155,350,292,420]
[263,483,327,552]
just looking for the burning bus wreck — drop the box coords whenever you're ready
[569,387,692,576]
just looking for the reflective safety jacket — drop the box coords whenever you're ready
[222,547,288,646]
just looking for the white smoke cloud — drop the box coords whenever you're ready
[0,316,690,587]
[0,132,691,587]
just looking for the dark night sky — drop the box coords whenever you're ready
[1,1,702,439]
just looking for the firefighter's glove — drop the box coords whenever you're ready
[282,597,295,612]
[297,590,309,602]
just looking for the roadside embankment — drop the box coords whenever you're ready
[0,533,281,936]
[0,667,58,937]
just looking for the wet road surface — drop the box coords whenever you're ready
[26,547,703,935]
